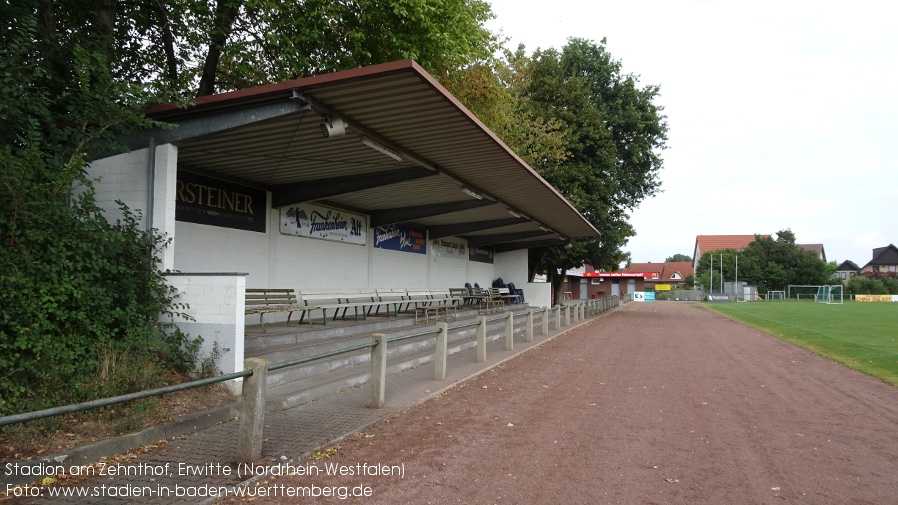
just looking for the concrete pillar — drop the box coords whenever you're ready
[542,307,549,335]
[237,358,267,466]
[565,305,571,326]
[370,333,387,408]
[477,316,487,363]
[434,322,448,380]
[554,306,562,330]
[505,313,514,351]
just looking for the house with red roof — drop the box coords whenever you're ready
[693,234,769,271]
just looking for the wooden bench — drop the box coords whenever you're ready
[297,290,402,326]
[449,287,470,305]
[414,303,457,324]
[474,287,504,314]
[245,288,316,332]
[375,288,411,315]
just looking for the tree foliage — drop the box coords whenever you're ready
[0,8,197,416]
[666,254,692,262]
[495,39,668,292]
[15,0,497,98]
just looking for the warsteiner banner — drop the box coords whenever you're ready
[176,171,266,232]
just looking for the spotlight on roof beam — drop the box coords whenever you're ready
[507,209,522,218]
[460,187,482,200]
[360,136,402,161]
[319,115,347,138]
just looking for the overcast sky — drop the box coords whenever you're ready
[486,0,896,266]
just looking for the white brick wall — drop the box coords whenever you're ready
[371,247,429,288]
[163,273,246,377]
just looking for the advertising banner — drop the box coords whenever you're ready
[655,284,672,291]
[585,272,660,279]
[176,171,266,232]
[633,292,654,302]
[856,294,898,302]
[280,203,367,245]
[468,246,495,264]
[373,223,426,254]
[431,237,467,258]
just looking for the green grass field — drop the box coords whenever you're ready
[705,301,898,385]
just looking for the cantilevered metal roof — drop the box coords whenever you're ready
[132,60,599,250]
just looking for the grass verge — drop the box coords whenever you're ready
[704,301,898,385]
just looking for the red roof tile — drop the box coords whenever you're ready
[694,235,768,256]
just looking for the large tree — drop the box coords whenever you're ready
[505,39,668,294]
[20,0,497,98]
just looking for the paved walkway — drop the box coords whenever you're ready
[3,306,600,504]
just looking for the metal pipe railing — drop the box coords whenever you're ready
[0,369,251,427]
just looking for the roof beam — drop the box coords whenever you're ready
[468,231,556,248]
[428,218,528,240]
[494,239,564,253]
[107,100,312,156]
[271,167,437,207]
[370,200,496,227]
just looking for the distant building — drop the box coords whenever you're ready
[693,234,768,271]
[560,261,694,300]
[797,243,826,262]
[832,260,860,283]
[859,244,898,278]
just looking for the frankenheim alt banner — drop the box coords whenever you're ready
[175,171,267,233]
[280,203,367,245]
[373,223,426,254]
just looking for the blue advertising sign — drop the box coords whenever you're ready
[373,223,426,254]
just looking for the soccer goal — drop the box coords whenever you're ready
[767,290,786,301]
[815,285,844,305]
[787,285,844,304]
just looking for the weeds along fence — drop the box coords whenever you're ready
[0,296,623,466]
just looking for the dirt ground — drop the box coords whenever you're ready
[228,302,898,505]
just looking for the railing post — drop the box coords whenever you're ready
[526,309,534,342]
[505,312,514,351]
[542,307,549,335]
[477,316,487,363]
[554,306,562,330]
[370,333,387,408]
[238,358,267,466]
[565,305,571,326]
[434,322,448,380]
[580,303,585,320]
